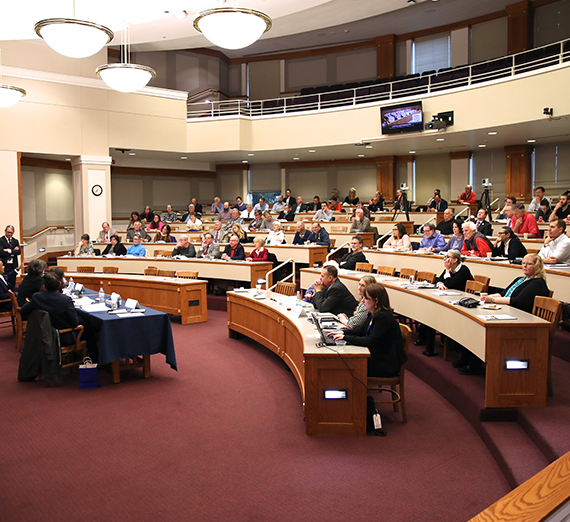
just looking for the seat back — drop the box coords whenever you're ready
[532,297,562,336]
[355,263,374,273]
[377,265,396,277]
[59,324,87,369]
[144,266,159,276]
[58,266,68,273]
[416,271,436,284]
[158,270,176,278]
[77,266,95,273]
[155,249,172,257]
[9,290,24,351]
[275,281,296,296]
[465,280,485,294]
[177,271,199,279]
[399,268,417,280]
[473,274,490,293]
[102,266,119,274]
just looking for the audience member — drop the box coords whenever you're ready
[196,233,220,260]
[162,204,178,223]
[351,201,370,220]
[74,234,94,256]
[528,186,551,213]
[233,196,247,212]
[294,196,307,213]
[259,211,277,231]
[384,223,411,250]
[191,198,203,217]
[218,202,232,222]
[474,208,492,236]
[292,222,311,244]
[253,197,269,213]
[426,189,441,209]
[102,234,127,256]
[211,197,223,214]
[393,189,407,211]
[126,221,149,242]
[461,221,492,257]
[284,189,295,208]
[181,204,197,223]
[155,224,176,243]
[147,213,164,232]
[420,223,446,251]
[313,201,333,221]
[140,206,154,224]
[343,187,359,206]
[0,261,12,312]
[329,188,339,203]
[438,221,464,253]
[212,221,229,243]
[429,194,448,212]
[458,185,476,204]
[221,235,246,260]
[16,259,47,306]
[336,275,377,329]
[272,195,286,214]
[309,222,330,246]
[266,222,285,245]
[0,225,21,288]
[513,204,539,238]
[278,204,296,222]
[436,208,455,235]
[97,222,116,242]
[127,211,140,229]
[185,213,203,232]
[350,208,371,233]
[246,237,270,261]
[492,226,527,260]
[241,204,256,220]
[328,196,342,212]
[338,236,367,270]
[127,234,146,257]
[496,196,517,220]
[249,210,263,232]
[535,199,552,222]
[538,219,570,264]
[171,235,196,257]
[307,196,321,213]
[232,223,249,244]
[550,191,570,222]
[311,264,358,316]
[368,196,383,212]
[223,208,245,231]
[504,205,516,229]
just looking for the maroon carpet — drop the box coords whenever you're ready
[0,311,518,521]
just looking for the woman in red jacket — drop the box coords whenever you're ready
[246,237,269,261]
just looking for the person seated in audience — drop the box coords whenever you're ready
[211,221,229,243]
[249,210,263,232]
[223,208,245,231]
[336,275,377,329]
[529,186,551,213]
[513,203,539,238]
[416,250,474,358]
[196,232,220,260]
[307,196,321,213]
[284,189,295,208]
[492,226,527,260]
[221,235,245,260]
[126,234,146,257]
[172,234,196,257]
[272,195,286,214]
[338,235,367,270]
[0,260,13,312]
[420,223,446,251]
[147,213,164,232]
[384,223,412,250]
[127,211,140,229]
[246,237,269,261]
[155,224,176,243]
[436,208,455,235]
[392,189,407,211]
[474,208,492,236]
[535,199,552,222]
[162,204,178,223]
[278,204,296,222]
[293,221,311,244]
[259,210,277,231]
[233,196,247,212]
[550,191,570,222]
[211,197,223,214]
[74,234,94,256]
[313,201,333,221]
[232,223,249,244]
[438,221,465,253]
[140,206,154,225]
[97,222,116,243]
[241,204,256,220]
[48,267,67,291]
[253,197,269,213]
[429,193,448,212]
[350,208,371,233]
[368,195,383,212]
[343,187,359,206]
[458,185,476,204]
[102,234,127,256]
[126,221,149,242]
[180,204,197,223]
[191,198,203,217]
[461,221,492,257]
[218,202,232,222]
[293,196,307,213]
[311,264,358,316]
[333,283,407,378]
[329,188,339,204]
[538,219,570,264]
[16,259,47,307]
[496,196,517,220]
[266,221,285,245]
[186,213,203,232]
[504,204,515,229]
[351,201,370,220]
[425,189,441,211]
[482,254,549,314]
[328,196,342,212]
[309,222,330,246]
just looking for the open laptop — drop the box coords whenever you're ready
[308,312,337,346]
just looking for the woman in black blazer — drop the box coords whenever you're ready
[17,259,47,306]
[333,283,406,377]
[102,234,127,256]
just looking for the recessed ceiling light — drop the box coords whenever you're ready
[409,150,416,154]
[365,145,373,149]
[435,138,444,142]
[308,150,316,153]
[247,153,254,156]
[181,156,187,159]
[129,153,136,156]
[358,154,365,157]
[293,157,300,160]
[488,131,498,135]
[478,144,487,148]
[527,139,536,143]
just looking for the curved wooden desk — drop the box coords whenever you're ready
[300,268,550,409]
[227,291,369,436]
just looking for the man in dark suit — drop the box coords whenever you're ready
[492,226,527,260]
[474,208,493,236]
[339,236,367,270]
[294,196,308,214]
[221,236,246,260]
[312,265,358,316]
[428,194,448,212]
[309,222,330,246]
[284,189,295,208]
[292,221,311,244]
[191,198,203,217]
[278,204,295,222]
[0,225,21,288]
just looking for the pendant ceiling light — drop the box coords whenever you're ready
[193,6,272,50]
[96,24,156,93]
[34,1,113,59]
[0,50,26,108]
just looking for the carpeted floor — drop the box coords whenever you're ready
[0,311,513,521]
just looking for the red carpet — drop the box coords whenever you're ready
[0,311,518,521]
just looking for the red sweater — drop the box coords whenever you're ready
[248,247,269,262]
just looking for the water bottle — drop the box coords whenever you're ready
[99,287,105,303]
[296,291,302,305]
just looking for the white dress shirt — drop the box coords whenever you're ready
[538,233,570,264]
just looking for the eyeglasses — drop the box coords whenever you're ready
[522,262,535,266]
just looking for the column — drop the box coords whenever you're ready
[507,0,532,54]
[376,34,395,79]
[450,151,472,201]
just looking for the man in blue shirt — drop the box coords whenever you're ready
[127,234,146,257]
[232,196,247,212]
[253,197,269,213]
[292,221,311,244]
[420,223,446,251]
[309,222,330,246]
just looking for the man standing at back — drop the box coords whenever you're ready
[312,265,358,316]
[0,225,21,289]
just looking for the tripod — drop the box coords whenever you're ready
[480,188,492,221]
[392,191,410,222]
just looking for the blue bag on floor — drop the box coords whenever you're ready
[79,357,99,389]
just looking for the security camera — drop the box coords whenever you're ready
[543,107,553,116]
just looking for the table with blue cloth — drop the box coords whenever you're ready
[76,296,177,383]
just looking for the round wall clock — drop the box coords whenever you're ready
[92,184,103,196]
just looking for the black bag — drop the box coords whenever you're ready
[458,297,479,308]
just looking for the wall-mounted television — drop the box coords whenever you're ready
[380,101,423,135]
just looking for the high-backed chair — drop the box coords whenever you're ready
[399,268,417,280]
[77,266,95,273]
[0,292,15,334]
[532,296,563,397]
[59,325,87,370]
[473,274,490,293]
[102,266,119,274]
[355,263,374,273]
[367,323,412,422]
[158,270,176,278]
[465,280,485,294]
[10,291,25,352]
[144,267,159,276]
[177,271,199,279]
[274,281,296,296]
[377,265,396,277]
[416,271,436,284]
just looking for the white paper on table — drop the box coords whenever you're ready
[477,314,518,321]
[433,291,462,296]
[82,303,108,312]
[73,297,95,307]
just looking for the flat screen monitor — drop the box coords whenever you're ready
[381,101,423,135]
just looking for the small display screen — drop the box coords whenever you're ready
[381,101,423,135]
[504,360,529,370]
[323,389,348,400]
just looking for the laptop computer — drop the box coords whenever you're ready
[309,312,337,346]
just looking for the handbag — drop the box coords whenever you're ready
[458,297,480,309]
[79,357,99,389]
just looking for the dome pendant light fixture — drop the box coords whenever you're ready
[193,4,272,50]
[34,1,114,59]
[96,24,156,93]
[0,50,26,108]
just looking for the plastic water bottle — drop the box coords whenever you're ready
[99,287,105,303]
[296,291,302,305]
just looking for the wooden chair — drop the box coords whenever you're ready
[399,268,417,280]
[377,265,396,277]
[0,292,15,334]
[77,266,95,273]
[274,281,296,296]
[177,271,199,279]
[102,266,119,274]
[367,323,412,422]
[9,291,25,352]
[329,239,336,248]
[416,271,436,284]
[532,296,563,397]
[548,289,554,298]
[473,274,490,293]
[58,266,68,273]
[465,280,485,294]
[157,270,176,278]
[144,267,159,276]
[355,263,374,273]
[59,325,87,370]
[155,249,172,257]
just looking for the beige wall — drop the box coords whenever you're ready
[249,60,281,100]
[415,154,452,204]
[471,17,508,63]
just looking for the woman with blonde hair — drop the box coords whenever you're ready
[232,223,248,244]
[246,237,269,261]
[337,274,377,329]
[343,187,359,206]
